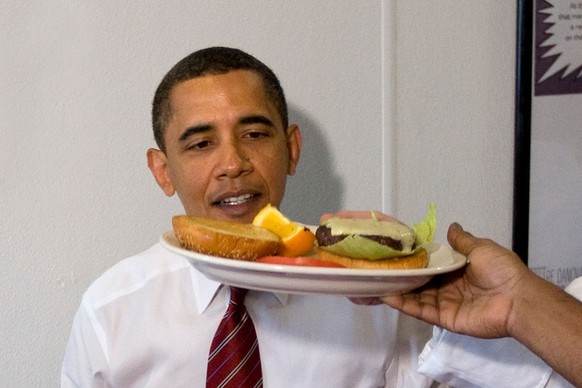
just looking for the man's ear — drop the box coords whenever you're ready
[147,148,176,197]
[286,124,302,176]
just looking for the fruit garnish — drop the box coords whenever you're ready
[252,204,316,257]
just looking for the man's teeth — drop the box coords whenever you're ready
[220,194,253,205]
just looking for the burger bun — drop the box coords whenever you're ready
[172,215,281,261]
[316,247,429,270]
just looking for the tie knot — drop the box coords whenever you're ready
[228,287,248,307]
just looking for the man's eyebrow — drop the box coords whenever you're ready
[177,115,276,143]
[178,124,211,143]
[239,115,274,127]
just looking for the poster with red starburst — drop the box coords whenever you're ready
[535,0,582,95]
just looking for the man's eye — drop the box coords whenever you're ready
[187,140,211,150]
[245,130,269,139]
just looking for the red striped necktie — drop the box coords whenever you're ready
[206,287,263,388]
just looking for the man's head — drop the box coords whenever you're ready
[147,47,301,223]
[152,47,289,153]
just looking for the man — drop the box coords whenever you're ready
[61,47,434,387]
[61,47,566,387]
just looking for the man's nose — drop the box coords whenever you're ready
[215,142,252,178]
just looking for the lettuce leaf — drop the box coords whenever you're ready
[412,202,437,246]
[321,235,414,259]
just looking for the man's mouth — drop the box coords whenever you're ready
[216,193,256,206]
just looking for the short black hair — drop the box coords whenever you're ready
[152,47,288,152]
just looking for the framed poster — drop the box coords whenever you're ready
[514,0,582,288]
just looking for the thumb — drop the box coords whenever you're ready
[447,223,479,257]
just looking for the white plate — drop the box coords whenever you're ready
[160,231,467,297]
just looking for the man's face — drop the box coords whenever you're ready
[148,70,301,223]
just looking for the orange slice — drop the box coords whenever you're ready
[252,204,316,257]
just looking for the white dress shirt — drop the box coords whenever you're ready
[62,243,577,387]
[61,243,434,387]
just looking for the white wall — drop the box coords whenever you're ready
[1,1,516,386]
[395,2,516,242]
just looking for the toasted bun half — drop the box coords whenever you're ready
[172,215,281,261]
[316,247,429,270]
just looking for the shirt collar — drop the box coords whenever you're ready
[189,266,288,314]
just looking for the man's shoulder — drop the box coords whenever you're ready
[82,243,191,305]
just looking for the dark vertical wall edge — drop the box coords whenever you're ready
[513,0,533,264]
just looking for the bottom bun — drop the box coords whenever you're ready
[173,215,281,261]
[316,247,429,270]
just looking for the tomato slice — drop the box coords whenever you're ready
[256,256,344,268]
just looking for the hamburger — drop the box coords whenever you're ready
[315,203,437,269]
